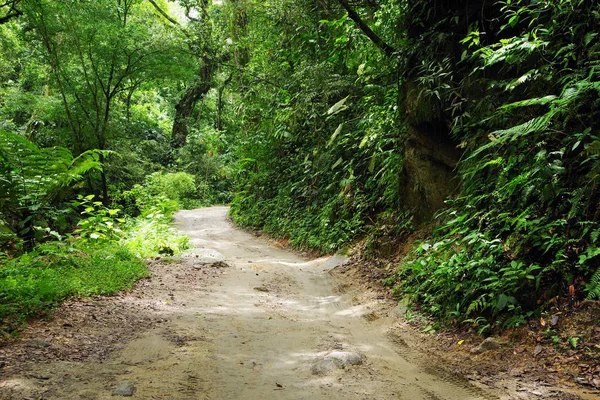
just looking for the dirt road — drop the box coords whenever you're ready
[0,207,535,399]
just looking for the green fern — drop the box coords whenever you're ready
[585,140,600,157]
[466,294,492,316]
[0,132,106,244]
[588,268,600,300]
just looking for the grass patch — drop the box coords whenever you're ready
[0,196,190,336]
[0,242,147,334]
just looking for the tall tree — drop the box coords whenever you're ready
[170,0,218,149]
[22,0,185,202]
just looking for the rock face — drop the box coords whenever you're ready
[311,351,365,375]
[401,124,460,223]
[470,337,502,354]
[112,382,136,397]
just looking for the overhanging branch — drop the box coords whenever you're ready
[336,0,396,57]
[147,0,180,26]
[0,0,22,24]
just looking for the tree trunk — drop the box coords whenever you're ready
[230,0,249,68]
[171,81,211,148]
[216,74,233,132]
[172,51,216,147]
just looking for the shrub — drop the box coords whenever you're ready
[121,199,190,258]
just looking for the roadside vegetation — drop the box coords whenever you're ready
[1,0,599,342]
[0,136,191,333]
[226,0,600,333]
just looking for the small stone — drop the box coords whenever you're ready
[311,351,365,375]
[575,377,589,386]
[324,351,364,366]
[470,337,502,354]
[112,382,136,397]
[311,359,338,375]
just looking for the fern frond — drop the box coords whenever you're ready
[585,140,600,157]
[466,294,491,316]
[588,268,600,300]
[498,95,557,110]
[0,131,105,207]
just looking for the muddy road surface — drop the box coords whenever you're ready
[1,206,522,399]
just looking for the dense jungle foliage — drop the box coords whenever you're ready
[1,0,599,334]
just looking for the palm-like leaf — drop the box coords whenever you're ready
[0,132,105,240]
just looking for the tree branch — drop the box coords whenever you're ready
[147,0,180,26]
[335,0,395,57]
[0,0,21,24]
[0,10,20,24]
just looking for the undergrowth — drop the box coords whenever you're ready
[230,188,364,253]
[0,193,189,335]
[0,242,146,335]
[385,0,600,332]
[122,196,190,258]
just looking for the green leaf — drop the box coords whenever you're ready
[357,63,366,76]
[327,123,343,148]
[327,96,349,116]
[584,32,598,46]
[496,294,509,311]
[331,157,343,170]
